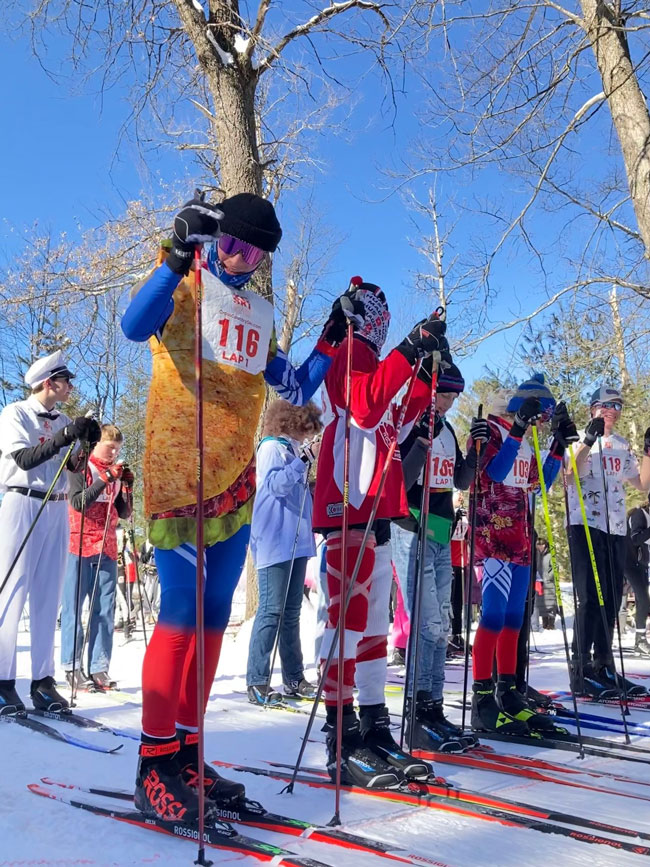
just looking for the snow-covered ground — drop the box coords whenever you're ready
[3,590,650,867]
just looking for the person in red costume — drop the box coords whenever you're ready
[313,281,449,788]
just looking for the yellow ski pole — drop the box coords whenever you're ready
[530,424,585,757]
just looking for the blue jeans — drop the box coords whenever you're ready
[60,553,118,673]
[391,523,452,701]
[246,557,308,687]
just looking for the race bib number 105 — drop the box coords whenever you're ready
[201,268,274,375]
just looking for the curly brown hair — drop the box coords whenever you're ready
[261,399,323,440]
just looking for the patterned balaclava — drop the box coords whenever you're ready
[356,283,390,354]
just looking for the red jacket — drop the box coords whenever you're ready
[68,457,124,560]
[313,337,428,530]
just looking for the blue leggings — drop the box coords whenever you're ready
[480,559,530,633]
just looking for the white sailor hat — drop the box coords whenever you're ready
[24,350,76,388]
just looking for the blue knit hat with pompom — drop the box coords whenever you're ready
[506,373,556,414]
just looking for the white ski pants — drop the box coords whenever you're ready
[0,492,69,681]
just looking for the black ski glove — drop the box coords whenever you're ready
[417,350,453,385]
[551,401,579,449]
[469,417,490,453]
[397,315,448,365]
[583,416,605,448]
[510,397,542,439]
[413,410,443,442]
[166,193,224,276]
[320,281,366,347]
[644,426,650,457]
[53,416,101,448]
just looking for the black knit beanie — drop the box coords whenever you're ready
[219,193,282,252]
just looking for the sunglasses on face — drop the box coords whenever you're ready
[51,375,72,384]
[218,234,266,268]
[599,401,622,411]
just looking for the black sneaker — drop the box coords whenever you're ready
[135,738,227,825]
[247,684,283,706]
[30,676,69,712]
[389,648,406,667]
[90,671,117,690]
[323,710,400,789]
[65,669,94,692]
[283,678,317,698]
[418,696,479,749]
[471,678,529,735]
[0,679,25,715]
[176,729,245,805]
[497,675,556,732]
[359,703,431,778]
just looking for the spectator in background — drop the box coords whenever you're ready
[246,399,323,705]
[533,538,557,630]
[625,494,650,657]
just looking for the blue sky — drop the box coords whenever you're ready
[0,18,629,395]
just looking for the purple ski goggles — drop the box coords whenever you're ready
[218,233,266,268]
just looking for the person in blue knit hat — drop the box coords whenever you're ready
[470,374,578,735]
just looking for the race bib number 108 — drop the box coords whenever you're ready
[201,268,274,375]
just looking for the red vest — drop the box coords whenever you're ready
[68,457,121,559]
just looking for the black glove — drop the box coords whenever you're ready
[583,416,605,448]
[320,283,366,347]
[469,417,490,453]
[54,416,101,447]
[644,426,650,457]
[166,193,224,276]
[397,314,448,364]
[551,401,579,448]
[510,397,542,439]
[413,410,443,442]
[122,466,135,488]
[417,349,453,385]
[99,464,124,484]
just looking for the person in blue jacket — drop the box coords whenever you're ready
[247,398,323,705]
[120,193,364,824]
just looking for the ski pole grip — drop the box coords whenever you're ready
[475,403,483,456]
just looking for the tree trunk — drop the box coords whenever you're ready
[580,0,650,256]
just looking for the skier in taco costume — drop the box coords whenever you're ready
[121,193,362,823]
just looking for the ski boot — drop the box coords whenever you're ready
[634,633,650,658]
[471,679,529,736]
[247,684,283,706]
[598,665,648,698]
[359,703,431,779]
[176,728,245,805]
[520,683,554,711]
[447,634,465,657]
[283,678,317,699]
[30,676,69,712]
[403,694,466,753]
[570,663,619,700]
[65,669,94,692]
[323,709,400,789]
[135,737,224,824]
[389,647,406,667]
[90,671,117,691]
[419,696,479,749]
[496,675,558,733]
[0,679,25,715]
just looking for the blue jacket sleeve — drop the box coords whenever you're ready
[542,453,561,490]
[121,263,181,342]
[264,345,332,406]
[486,435,521,483]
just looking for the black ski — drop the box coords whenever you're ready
[28,782,328,867]
[217,761,650,857]
[0,711,122,754]
[39,777,433,866]
[27,708,137,740]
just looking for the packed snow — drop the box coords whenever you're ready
[3,585,650,867]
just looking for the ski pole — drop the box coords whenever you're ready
[523,495,536,690]
[70,447,91,706]
[0,441,76,597]
[127,494,150,649]
[284,357,423,800]
[78,479,119,683]
[461,404,483,733]
[561,460,585,705]
[566,440,630,739]
[401,362,439,750]
[193,247,211,866]
[597,436,632,708]
[530,424,585,758]
[263,468,311,707]
[330,320,354,828]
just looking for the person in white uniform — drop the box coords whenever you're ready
[566,385,650,698]
[0,350,101,713]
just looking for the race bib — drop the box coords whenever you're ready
[495,422,531,489]
[418,422,455,489]
[600,451,624,478]
[201,268,274,375]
